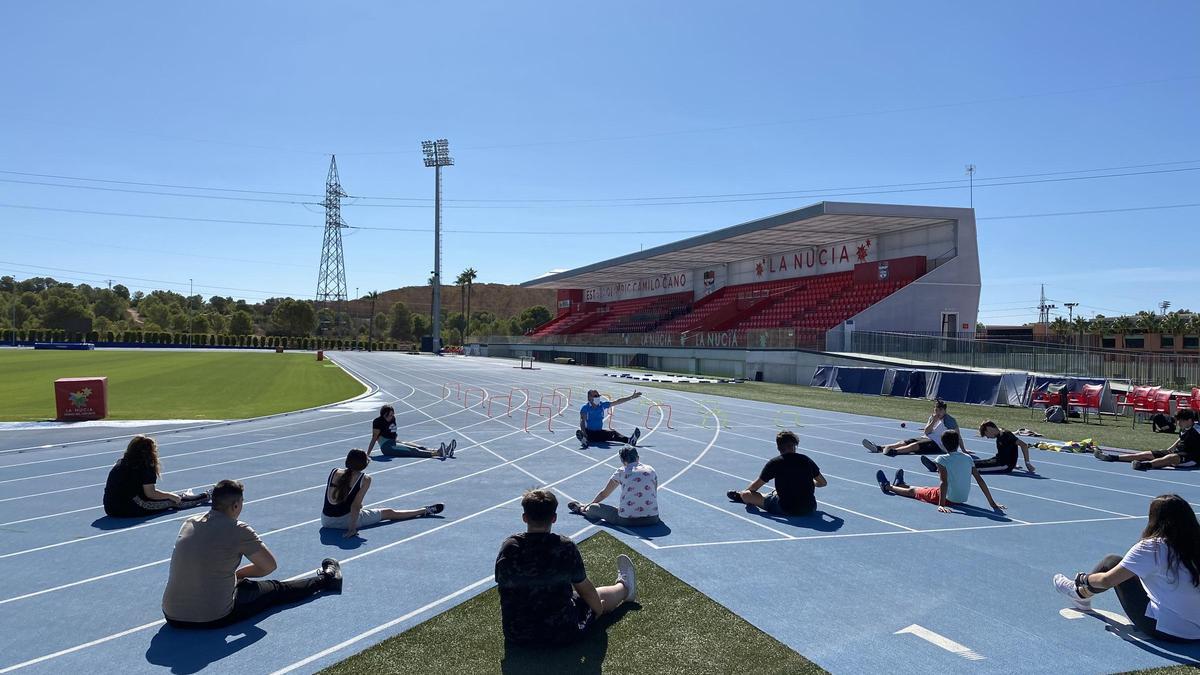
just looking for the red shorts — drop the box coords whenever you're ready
[913,486,958,506]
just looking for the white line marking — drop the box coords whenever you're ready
[0,618,167,673]
[895,624,985,661]
[663,486,795,540]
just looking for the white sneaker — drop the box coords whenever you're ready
[616,554,637,603]
[1053,573,1092,611]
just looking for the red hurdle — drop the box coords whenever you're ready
[487,392,515,418]
[441,382,462,400]
[644,403,674,429]
[462,386,486,409]
[524,403,554,432]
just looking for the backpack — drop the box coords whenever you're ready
[1151,413,1177,433]
[1044,405,1066,423]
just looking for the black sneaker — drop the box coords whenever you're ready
[447,439,457,458]
[875,469,892,494]
[894,468,907,488]
[1132,461,1152,471]
[319,558,343,593]
[630,427,641,447]
[862,439,880,453]
[920,455,938,472]
[576,429,588,449]
[1093,448,1116,462]
[568,500,584,514]
[726,490,744,504]
[424,503,445,516]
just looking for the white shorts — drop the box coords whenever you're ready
[321,508,383,530]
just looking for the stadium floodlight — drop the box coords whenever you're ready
[421,139,453,354]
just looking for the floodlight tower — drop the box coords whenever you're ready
[422,139,453,354]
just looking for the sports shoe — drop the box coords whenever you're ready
[920,455,938,472]
[576,429,588,449]
[567,501,584,514]
[884,448,898,457]
[424,503,445,516]
[863,439,880,453]
[875,469,892,494]
[437,442,447,459]
[447,439,457,458]
[894,469,907,488]
[1133,461,1152,471]
[319,558,343,593]
[616,554,637,603]
[726,490,744,504]
[1094,448,1116,462]
[1053,573,1092,611]
[630,427,641,447]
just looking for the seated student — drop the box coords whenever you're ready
[726,430,826,516]
[576,389,642,449]
[1095,410,1199,471]
[876,430,1006,513]
[567,446,660,527]
[1054,494,1200,642]
[367,404,455,458]
[495,489,637,646]
[322,448,445,538]
[162,479,342,628]
[862,399,968,456]
[103,435,209,517]
[920,421,1035,474]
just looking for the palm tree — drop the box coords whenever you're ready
[1110,316,1135,349]
[460,267,478,340]
[1049,317,1071,343]
[1162,312,1187,351]
[1089,315,1108,347]
[1134,311,1162,335]
[1188,313,1200,339]
[1071,315,1090,347]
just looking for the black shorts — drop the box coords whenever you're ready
[508,595,594,646]
[904,438,943,454]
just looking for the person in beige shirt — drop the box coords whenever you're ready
[162,479,342,627]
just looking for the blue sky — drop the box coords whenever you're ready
[1,1,1197,323]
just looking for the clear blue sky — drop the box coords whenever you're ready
[2,1,1197,323]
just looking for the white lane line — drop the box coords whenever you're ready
[653,514,1140,550]
[268,523,598,675]
[662,486,794,540]
[895,624,985,661]
[0,618,167,674]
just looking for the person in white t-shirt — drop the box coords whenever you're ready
[567,446,660,527]
[1054,494,1200,642]
[862,399,970,457]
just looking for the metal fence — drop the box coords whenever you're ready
[478,327,830,351]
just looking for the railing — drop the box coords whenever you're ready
[477,327,829,351]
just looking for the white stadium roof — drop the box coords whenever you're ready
[522,201,972,289]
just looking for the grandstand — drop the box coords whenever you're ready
[517,202,979,366]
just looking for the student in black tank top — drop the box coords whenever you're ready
[320,449,446,538]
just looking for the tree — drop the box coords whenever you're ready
[373,312,389,336]
[411,314,429,342]
[517,305,552,333]
[1134,311,1162,335]
[270,299,316,336]
[389,302,413,341]
[229,310,254,335]
[1188,313,1200,338]
[1162,313,1187,350]
[454,267,478,343]
[1071,316,1090,347]
[1049,317,1071,342]
[1110,316,1135,348]
[92,289,128,321]
[112,284,130,301]
[1088,315,1107,344]
[446,312,466,344]
[41,287,93,333]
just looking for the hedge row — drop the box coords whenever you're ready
[0,329,412,352]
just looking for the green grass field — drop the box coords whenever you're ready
[0,350,365,421]
[321,531,824,675]
[626,379,1171,454]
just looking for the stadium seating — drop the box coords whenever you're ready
[530,267,916,338]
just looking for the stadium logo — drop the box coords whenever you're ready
[68,387,93,408]
[856,239,872,263]
[703,270,715,287]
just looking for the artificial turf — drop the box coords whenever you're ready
[320,531,825,675]
[0,349,365,421]
[623,379,1172,454]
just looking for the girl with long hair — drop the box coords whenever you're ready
[1055,494,1200,641]
[321,448,445,538]
[102,435,209,517]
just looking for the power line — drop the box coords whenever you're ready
[0,260,310,298]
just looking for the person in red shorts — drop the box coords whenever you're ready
[874,430,1005,514]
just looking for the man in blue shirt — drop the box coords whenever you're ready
[577,389,642,449]
[874,430,1005,514]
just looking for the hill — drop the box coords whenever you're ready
[348,282,556,319]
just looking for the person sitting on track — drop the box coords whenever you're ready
[567,446,660,527]
[1094,409,1199,471]
[918,421,1034,475]
[102,435,209,517]
[862,399,968,456]
[875,430,1005,514]
[162,479,342,628]
[322,448,445,539]
[367,404,455,458]
[1054,493,1200,642]
[495,489,637,646]
[576,389,642,449]
[726,430,826,517]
